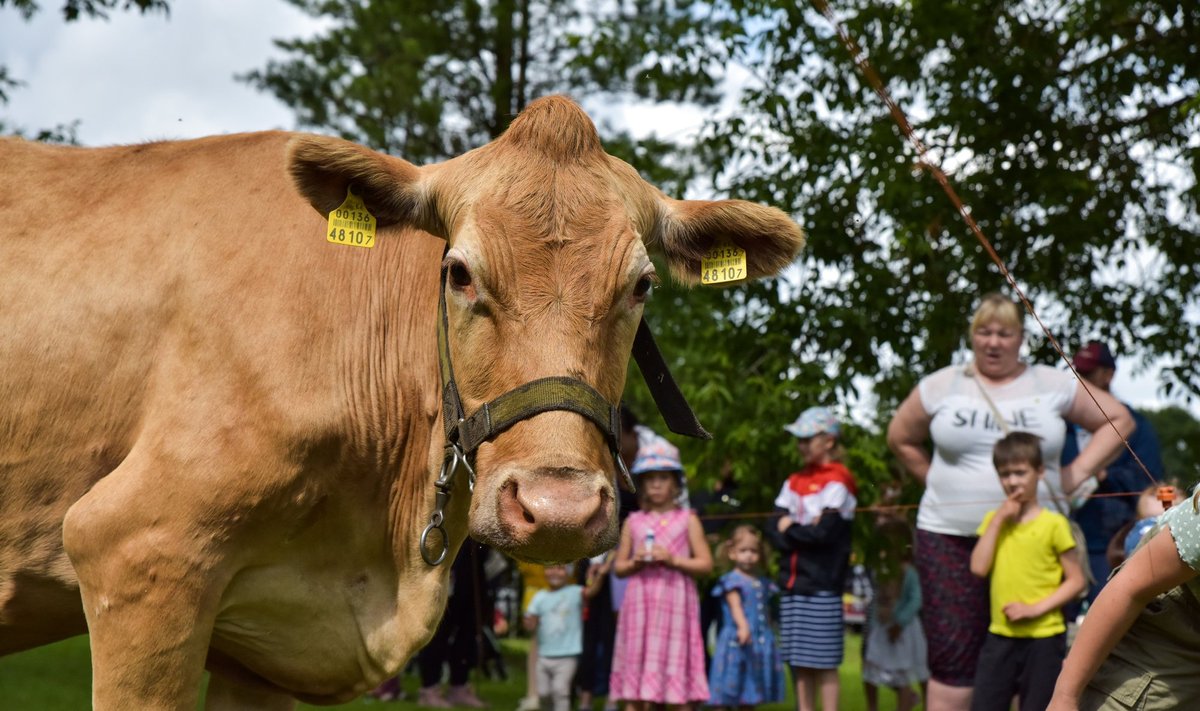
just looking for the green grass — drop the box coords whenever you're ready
[0,634,896,710]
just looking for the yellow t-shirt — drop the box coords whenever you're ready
[976,508,1075,638]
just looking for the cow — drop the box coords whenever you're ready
[0,95,804,709]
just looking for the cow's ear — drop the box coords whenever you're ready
[287,134,447,237]
[651,198,805,285]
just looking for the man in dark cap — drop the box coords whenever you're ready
[1063,341,1164,602]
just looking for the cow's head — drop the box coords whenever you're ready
[287,96,804,563]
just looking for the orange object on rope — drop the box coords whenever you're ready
[1158,486,1176,510]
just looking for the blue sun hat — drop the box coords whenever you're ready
[783,406,841,439]
[630,432,684,475]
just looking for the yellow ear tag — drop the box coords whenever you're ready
[327,188,376,249]
[700,241,747,285]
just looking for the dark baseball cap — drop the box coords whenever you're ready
[1072,341,1116,373]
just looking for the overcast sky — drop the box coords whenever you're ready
[2,0,1194,418]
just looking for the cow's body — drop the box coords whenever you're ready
[0,97,803,708]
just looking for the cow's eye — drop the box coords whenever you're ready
[448,262,473,290]
[633,274,656,301]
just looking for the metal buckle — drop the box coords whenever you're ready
[420,441,475,566]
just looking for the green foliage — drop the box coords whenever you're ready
[241,0,732,160]
[624,0,1200,520]
[1142,405,1200,487]
[0,0,166,22]
[690,0,1200,406]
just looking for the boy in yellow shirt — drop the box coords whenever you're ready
[969,432,1087,711]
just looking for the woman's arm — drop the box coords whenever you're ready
[1061,383,1137,494]
[886,389,933,486]
[1047,525,1197,710]
[664,512,714,578]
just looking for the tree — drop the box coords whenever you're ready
[240,0,732,163]
[688,0,1199,406]
[1142,406,1200,487]
[628,0,1199,513]
[0,0,169,140]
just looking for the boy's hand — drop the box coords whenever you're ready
[997,492,1023,523]
[1002,601,1040,622]
[776,515,794,533]
[736,622,751,645]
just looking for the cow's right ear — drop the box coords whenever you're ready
[287,135,447,238]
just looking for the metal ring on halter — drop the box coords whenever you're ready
[419,510,448,566]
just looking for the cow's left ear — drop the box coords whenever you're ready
[652,198,805,285]
[287,134,447,238]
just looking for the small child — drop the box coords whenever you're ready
[707,525,784,710]
[525,563,601,711]
[1048,485,1200,709]
[769,406,857,711]
[609,433,712,711]
[862,520,927,711]
[1121,484,1181,559]
[969,432,1087,711]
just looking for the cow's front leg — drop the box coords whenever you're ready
[63,465,229,710]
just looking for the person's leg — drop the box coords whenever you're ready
[969,635,1019,711]
[520,636,541,710]
[549,657,579,711]
[915,530,989,711]
[863,681,878,711]
[792,666,816,711]
[895,685,918,711]
[816,668,839,711]
[1016,634,1065,711]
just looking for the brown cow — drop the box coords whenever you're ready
[0,96,803,709]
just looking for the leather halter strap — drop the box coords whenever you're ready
[421,263,710,565]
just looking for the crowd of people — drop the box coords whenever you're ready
[370,292,1196,711]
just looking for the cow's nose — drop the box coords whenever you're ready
[497,469,613,560]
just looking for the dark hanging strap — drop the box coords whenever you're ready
[631,317,711,440]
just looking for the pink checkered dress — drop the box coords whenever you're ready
[609,508,709,703]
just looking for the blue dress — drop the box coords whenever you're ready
[707,571,784,706]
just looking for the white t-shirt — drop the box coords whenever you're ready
[916,364,1079,536]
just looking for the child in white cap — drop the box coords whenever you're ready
[769,406,858,711]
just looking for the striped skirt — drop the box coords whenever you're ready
[779,592,844,669]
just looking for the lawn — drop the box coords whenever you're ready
[0,634,887,710]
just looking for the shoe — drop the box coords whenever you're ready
[419,686,453,708]
[367,677,405,702]
[516,696,540,711]
[447,684,488,708]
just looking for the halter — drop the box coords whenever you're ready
[420,265,710,565]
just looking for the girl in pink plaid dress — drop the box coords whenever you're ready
[610,433,713,711]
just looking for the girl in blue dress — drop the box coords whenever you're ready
[708,525,784,710]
